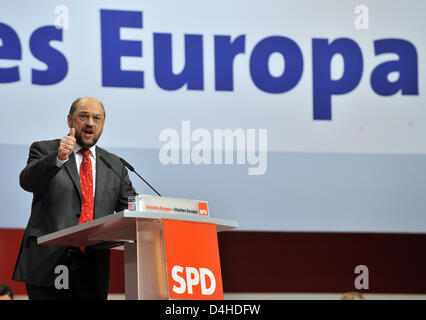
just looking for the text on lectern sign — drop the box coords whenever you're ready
[129,194,209,217]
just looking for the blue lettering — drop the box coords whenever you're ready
[249,36,303,94]
[30,26,68,85]
[371,39,418,96]
[0,23,21,83]
[101,9,143,88]
[312,38,363,120]
[1,10,420,121]
[215,35,245,91]
[154,33,204,90]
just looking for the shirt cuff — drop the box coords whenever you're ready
[56,156,69,167]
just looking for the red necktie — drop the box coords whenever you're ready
[78,149,94,225]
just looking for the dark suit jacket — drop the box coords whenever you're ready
[13,139,134,294]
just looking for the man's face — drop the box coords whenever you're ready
[67,98,105,149]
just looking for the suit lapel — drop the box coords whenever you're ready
[64,152,81,199]
[94,146,106,218]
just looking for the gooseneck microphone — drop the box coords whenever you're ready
[119,157,162,197]
[99,155,138,196]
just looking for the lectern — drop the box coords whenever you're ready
[38,210,238,300]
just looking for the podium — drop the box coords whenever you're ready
[38,210,238,300]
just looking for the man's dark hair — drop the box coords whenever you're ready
[69,97,106,118]
[0,283,14,299]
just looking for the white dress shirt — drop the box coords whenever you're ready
[56,143,97,195]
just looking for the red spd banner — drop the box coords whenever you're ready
[162,219,224,299]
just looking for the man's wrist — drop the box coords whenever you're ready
[56,156,68,167]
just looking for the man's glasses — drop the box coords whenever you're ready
[75,113,104,124]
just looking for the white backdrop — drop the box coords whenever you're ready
[0,0,425,232]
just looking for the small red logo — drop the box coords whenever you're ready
[198,202,209,216]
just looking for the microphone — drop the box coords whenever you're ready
[119,157,162,197]
[99,155,138,196]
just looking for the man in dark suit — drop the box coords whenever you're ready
[13,97,134,300]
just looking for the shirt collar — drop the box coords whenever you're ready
[74,143,96,159]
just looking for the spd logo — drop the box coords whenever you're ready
[198,202,209,216]
[171,266,216,295]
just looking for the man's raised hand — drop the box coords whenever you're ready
[58,128,76,161]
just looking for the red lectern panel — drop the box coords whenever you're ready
[162,219,224,300]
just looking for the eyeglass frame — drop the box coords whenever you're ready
[73,112,105,124]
